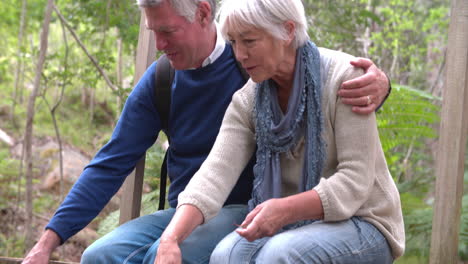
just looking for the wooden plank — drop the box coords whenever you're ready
[429,0,468,263]
[119,157,146,224]
[119,11,156,225]
[0,256,78,264]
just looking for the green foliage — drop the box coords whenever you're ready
[377,84,440,152]
[303,0,371,54]
[0,149,21,208]
[59,0,139,52]
[369,0,449,90]
[460,194,468,260]
[397,190,468,261]
[0,233,25,258]
[377,84,440,183]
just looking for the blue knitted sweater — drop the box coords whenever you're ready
[46,45,254,243]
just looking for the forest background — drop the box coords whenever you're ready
[0,0,466,263]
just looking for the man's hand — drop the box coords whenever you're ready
[22,230,60,264]
[338,58,390,115]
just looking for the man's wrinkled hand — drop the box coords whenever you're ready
[339,58,390,114]
[22,244,52,264]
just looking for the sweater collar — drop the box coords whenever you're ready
[201,23,226,67]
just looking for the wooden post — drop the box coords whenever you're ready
[429,0,468,263]
[119,11,156,225]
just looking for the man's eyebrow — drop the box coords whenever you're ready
[145,22,175,31]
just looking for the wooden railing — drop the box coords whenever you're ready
[0,257,78,264]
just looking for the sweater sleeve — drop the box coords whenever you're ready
[314,64,380,221]
[177,82,256,222]
[46,62,161,243]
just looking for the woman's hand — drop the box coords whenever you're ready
[155,239,182,264]
[236,198,291,241]
[236,190,324,242]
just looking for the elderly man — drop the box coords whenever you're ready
[23,0,390,263]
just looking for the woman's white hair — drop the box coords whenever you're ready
[218,0,309,48]
[136,0,217,23]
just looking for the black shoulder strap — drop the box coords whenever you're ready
[154,54,174,211]
[155,54,175,133]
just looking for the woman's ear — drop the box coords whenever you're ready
[197,1,212,26]
[284,20,296,46]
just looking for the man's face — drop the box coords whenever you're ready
[145,1,207,69]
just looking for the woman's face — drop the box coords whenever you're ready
[228,26,291,83]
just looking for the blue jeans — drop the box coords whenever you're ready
[81,204,247,264]
[210,217,393,264]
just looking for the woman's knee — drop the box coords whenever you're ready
[255,234,313,264]
[210,232,250,264]
[210,235,236,263]
[210,232,270,264]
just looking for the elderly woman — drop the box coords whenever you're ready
[155,0,405,263]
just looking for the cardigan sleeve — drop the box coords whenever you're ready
[177,82,256,222]
[314,64,381,221]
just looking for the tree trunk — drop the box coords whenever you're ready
[23,0,54,251]
[11,0,28,127]
[116,35,123,118]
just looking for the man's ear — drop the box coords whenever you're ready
[197,1,212,26]
[283,20,296,46]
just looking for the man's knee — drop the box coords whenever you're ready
[81,236,129,264]
[81,242,107,264]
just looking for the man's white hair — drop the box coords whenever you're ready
[136,0,217,23]
[218,0,309,48]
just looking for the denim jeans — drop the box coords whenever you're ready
[210,217,393,264]
[81,204,247,264]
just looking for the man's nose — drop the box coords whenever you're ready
[155,33,168,51]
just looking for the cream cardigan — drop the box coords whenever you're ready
[178,48,405,259]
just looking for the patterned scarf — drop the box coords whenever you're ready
[248,41,326,223]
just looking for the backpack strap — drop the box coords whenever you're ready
[154,54,174,210]
[155,54,175,134]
